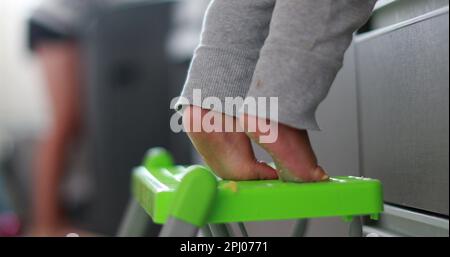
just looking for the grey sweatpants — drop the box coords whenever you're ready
[179,0,377,130]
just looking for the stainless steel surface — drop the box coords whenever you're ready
[370,0,449,29]
[364,205,449,237]
[355,9,449,215]
[363,226,402,237]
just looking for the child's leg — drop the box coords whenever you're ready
[180,0,277,180]
[239,0,377,182]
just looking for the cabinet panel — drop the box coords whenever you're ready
[355,9,449,215]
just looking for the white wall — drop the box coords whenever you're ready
[0,0,49,153]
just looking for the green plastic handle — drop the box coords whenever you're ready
[170,165,218,227]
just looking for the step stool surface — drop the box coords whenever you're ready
[132,149,383,224]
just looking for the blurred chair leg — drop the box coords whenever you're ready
[159,217,199,237]
[117,199,149,237]
[209,224,231,237]
[200,225,213,237]
[238,222,249,237]
[349,216,363,237]
[291,219,309,237]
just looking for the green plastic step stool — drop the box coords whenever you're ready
[118,147,383,237]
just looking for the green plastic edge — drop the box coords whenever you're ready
[169,165,217,227]
[133,147,384,225]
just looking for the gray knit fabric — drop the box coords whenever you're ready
[179,0,377,130]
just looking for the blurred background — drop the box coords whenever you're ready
[0,0,448,237]
[0,0,208,236]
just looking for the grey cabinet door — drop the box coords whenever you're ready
[82,2,173,234]
[310,45,360,178]
[355,8,449,215]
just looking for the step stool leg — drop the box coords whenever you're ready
[292,219,309,237]
[349,216,363,237]
[117,199,149,237]
[200,225,213,237]
[209,224,232,237]
[159,166,217,237]
[159,217,199,237]
[238,222,249,237]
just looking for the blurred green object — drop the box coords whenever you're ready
[144,147,174,170]
[132,148,383,227]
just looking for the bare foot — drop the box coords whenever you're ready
[239,113,329,182]
[183,105,278,180]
